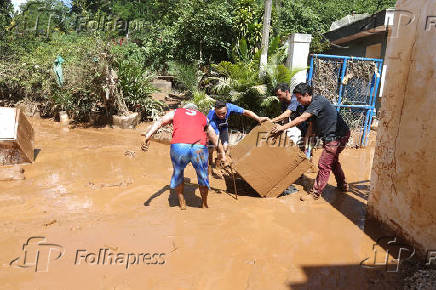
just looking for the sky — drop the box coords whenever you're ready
[12,0,72,12]
[11,0,27,12]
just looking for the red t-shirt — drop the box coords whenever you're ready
[171,108,208,146]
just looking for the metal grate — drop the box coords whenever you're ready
[311,58,342,104]
[307,54,383,146]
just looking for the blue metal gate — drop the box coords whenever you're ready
[307,54,383,146]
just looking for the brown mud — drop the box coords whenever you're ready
[0,118,403,289]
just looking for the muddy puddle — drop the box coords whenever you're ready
[0,118,404,289]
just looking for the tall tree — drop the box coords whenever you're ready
[0,0,13,31]
[259,0,272,76]
[0,0,13,56]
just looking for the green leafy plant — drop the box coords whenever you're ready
[110,42,164,118]
[187,90,215,115]
[168,61,204,93]
[1,32,164,121]
[207,40,306,119]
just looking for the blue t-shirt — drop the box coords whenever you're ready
[207,103,244,134]
[281,94,299,113]
[281,94,308,136]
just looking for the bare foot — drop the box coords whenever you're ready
[178,193,186,210]
[201,193,208,208]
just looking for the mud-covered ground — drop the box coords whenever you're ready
[0,118,408,289]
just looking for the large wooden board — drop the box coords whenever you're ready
[231,121,310,197]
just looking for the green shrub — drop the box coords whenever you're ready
[1,32,164,121]
[191,91,215,115]
[168,61,203,93]
[207,42,305,119]
[15,33,107,120]
[110,42,165,118]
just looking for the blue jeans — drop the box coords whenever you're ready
[170,143,209,189]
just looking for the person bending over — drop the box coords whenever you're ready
[143,104,226,209]
[207,100,269,176]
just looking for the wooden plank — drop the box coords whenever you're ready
[15,109,34,162]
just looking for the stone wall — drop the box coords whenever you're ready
[369,0,436,253]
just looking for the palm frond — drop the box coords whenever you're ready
[260,96,279,107]
[211,77,232,95]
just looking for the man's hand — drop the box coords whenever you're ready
[141,139,151,151]
[140,111,175,151]
[217,152,232,170]
[271,124,285,134]
[258,117,270,123]
[217,152,227,163]
[244,110,270,124]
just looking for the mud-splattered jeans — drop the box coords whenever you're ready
[313,131,350,194]
[170,143,209,189]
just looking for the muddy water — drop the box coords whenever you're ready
[0,119,400,289]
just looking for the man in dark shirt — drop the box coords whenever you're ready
[271,82,351,201]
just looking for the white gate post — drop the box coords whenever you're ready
[286,33,312,90]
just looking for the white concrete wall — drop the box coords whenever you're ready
[369,0,436,253]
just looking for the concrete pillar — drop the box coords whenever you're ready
[369,0,436,254]
[286,33,312,90]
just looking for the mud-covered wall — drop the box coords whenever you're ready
[369,0,436,253]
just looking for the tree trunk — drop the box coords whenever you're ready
[259,0,272,77]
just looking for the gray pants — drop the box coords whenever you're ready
[209,127,229,149]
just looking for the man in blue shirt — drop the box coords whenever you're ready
[207,100,269,176]
[271,83,300,123]
[271,83,308,144]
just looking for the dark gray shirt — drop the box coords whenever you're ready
[304,95,349,138]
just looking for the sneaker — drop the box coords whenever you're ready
[300,189,321,201]
[279,185,298,197]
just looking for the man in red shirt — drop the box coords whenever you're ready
[143,104,225,210]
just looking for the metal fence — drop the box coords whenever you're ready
[307,54,383,146]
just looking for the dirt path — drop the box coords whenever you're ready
[0,118,402,289]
